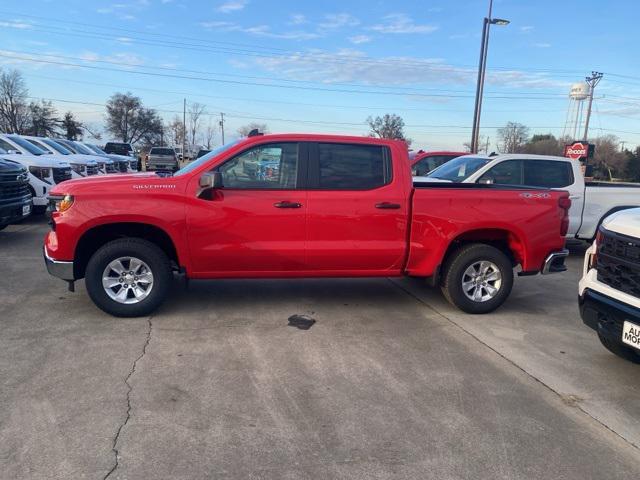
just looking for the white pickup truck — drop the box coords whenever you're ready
[415,154,640,240]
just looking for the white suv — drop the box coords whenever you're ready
[21,136,101,178]
[579,208,640,363]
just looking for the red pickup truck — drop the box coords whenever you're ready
[44,133,570,317]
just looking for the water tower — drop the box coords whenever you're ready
[562,82,591,139]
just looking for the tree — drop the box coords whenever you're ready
[497,121,529,153]
[27,100,59,137]
[367,114,411,145]
[188,102,206,146]
[167,115,185,146]
[105,92,163,145]
[522,133,563,156]
[61,111,84,140]
[0,69,30,133]
[237,122,269,137]
[591,135,627,180]
[203,119,216,149]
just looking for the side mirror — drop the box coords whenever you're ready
[199,171,223,189]
[7,149,21,154]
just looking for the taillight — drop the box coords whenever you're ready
[558,196,571,236]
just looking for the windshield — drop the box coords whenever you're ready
[41,138,72,155]
[7,135,47,155]
[174,140,242,177]
[426,156,491,182]
[150,148,175,155]
[105,143,132,155]
[68,141,93,155]
[25,138,55,154]
[85,144,107,155]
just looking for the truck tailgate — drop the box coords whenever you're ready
[406,184,569,276]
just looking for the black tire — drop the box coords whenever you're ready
[598,333,640,364]
[0,224,7,231]
[441,243,514,314]
[85,238,172,317]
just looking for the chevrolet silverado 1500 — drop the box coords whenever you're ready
[44,134,570,317]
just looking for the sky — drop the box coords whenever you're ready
[1,0,639,150]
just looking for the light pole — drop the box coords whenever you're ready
[470,0,509,153]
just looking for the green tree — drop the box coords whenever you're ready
[27,100,59,137]
[105,92,163,144]
[367,114,411,145]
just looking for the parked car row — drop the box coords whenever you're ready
[0,134,138,224]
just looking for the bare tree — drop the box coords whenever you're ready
[105,92,163,144]
[367,114,411,145]
[237,122,269,137]
[203,119,216,149]
[522,134,563,156]
[167,115,185,147]
[188,102,206,146]
[0,69,30,133]
[497,122,529,153]
[592,135,628,180]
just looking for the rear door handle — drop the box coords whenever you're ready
[375,202,401,209]
[274,201,302,208]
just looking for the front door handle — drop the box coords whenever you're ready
[274,201,302,208]
[375,202,401,209]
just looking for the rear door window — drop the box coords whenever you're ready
[312,143,390,190]
[523,160,574,188]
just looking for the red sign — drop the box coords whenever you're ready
[564,142,588,160]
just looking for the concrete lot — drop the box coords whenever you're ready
[1,216,639,479]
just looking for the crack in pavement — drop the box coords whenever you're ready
[386,278,640,452]
[103,317,153,480]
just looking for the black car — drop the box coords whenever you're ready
[103,142,134,157]
[0,158,32,231]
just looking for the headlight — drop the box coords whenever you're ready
[29,166,52,182]
[70,163,85,175]
[49,194,74,213]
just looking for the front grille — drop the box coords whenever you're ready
[105,163,118,173]
[86,165,99,176]
[0,182,29,201]
[52,167,72,184]
[597,228,640,297]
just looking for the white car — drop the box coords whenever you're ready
[0,144,70,213]
[82,143,138,172]
[415,154,640,240]
[54,139,118,174]
[579,208,640,363]
[21,136,101,178]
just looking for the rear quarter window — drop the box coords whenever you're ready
[523,160,574,188]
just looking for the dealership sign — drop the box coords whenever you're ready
[564,142,594,160]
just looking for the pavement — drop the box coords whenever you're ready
[1,216,639,480]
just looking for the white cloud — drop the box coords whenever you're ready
[253,48,567,90]
[289,14,307,25]
[200,21,320,40]
[520,25,534,33]
[370,13,438,34]
[319,13,360,29]
[0,21,32,29]
[349,35,372,44]
[217,0,247,13]
[532,42,552,48]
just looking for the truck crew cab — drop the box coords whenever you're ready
[580,209,640,363]
[44,134,570,317]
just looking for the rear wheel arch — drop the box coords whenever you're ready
[74,222,181,279]
[442,228,525,269]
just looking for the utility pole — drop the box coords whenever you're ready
[582,71,603,141]
[620,140,626,152]
[219,112,225,144]
[182,98,186,163]
[484,136,490,154]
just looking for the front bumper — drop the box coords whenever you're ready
[541,249,569,274]
[0,196,32,225]
[580,288,640,342]
[44,247,75,281]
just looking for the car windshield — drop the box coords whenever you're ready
[173,140,242,177]
[69,141,94,155]
[7,135,47,155]
[85,144,107,155]
[106,143,132,155]
[41,138,73,155]
[426,156,491,182]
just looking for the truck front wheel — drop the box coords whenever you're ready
[85,238,172,317]
[441,244,514,314]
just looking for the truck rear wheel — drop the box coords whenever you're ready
[85,238,172,317]
[441,244,514,314]
[598,333,640,364]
